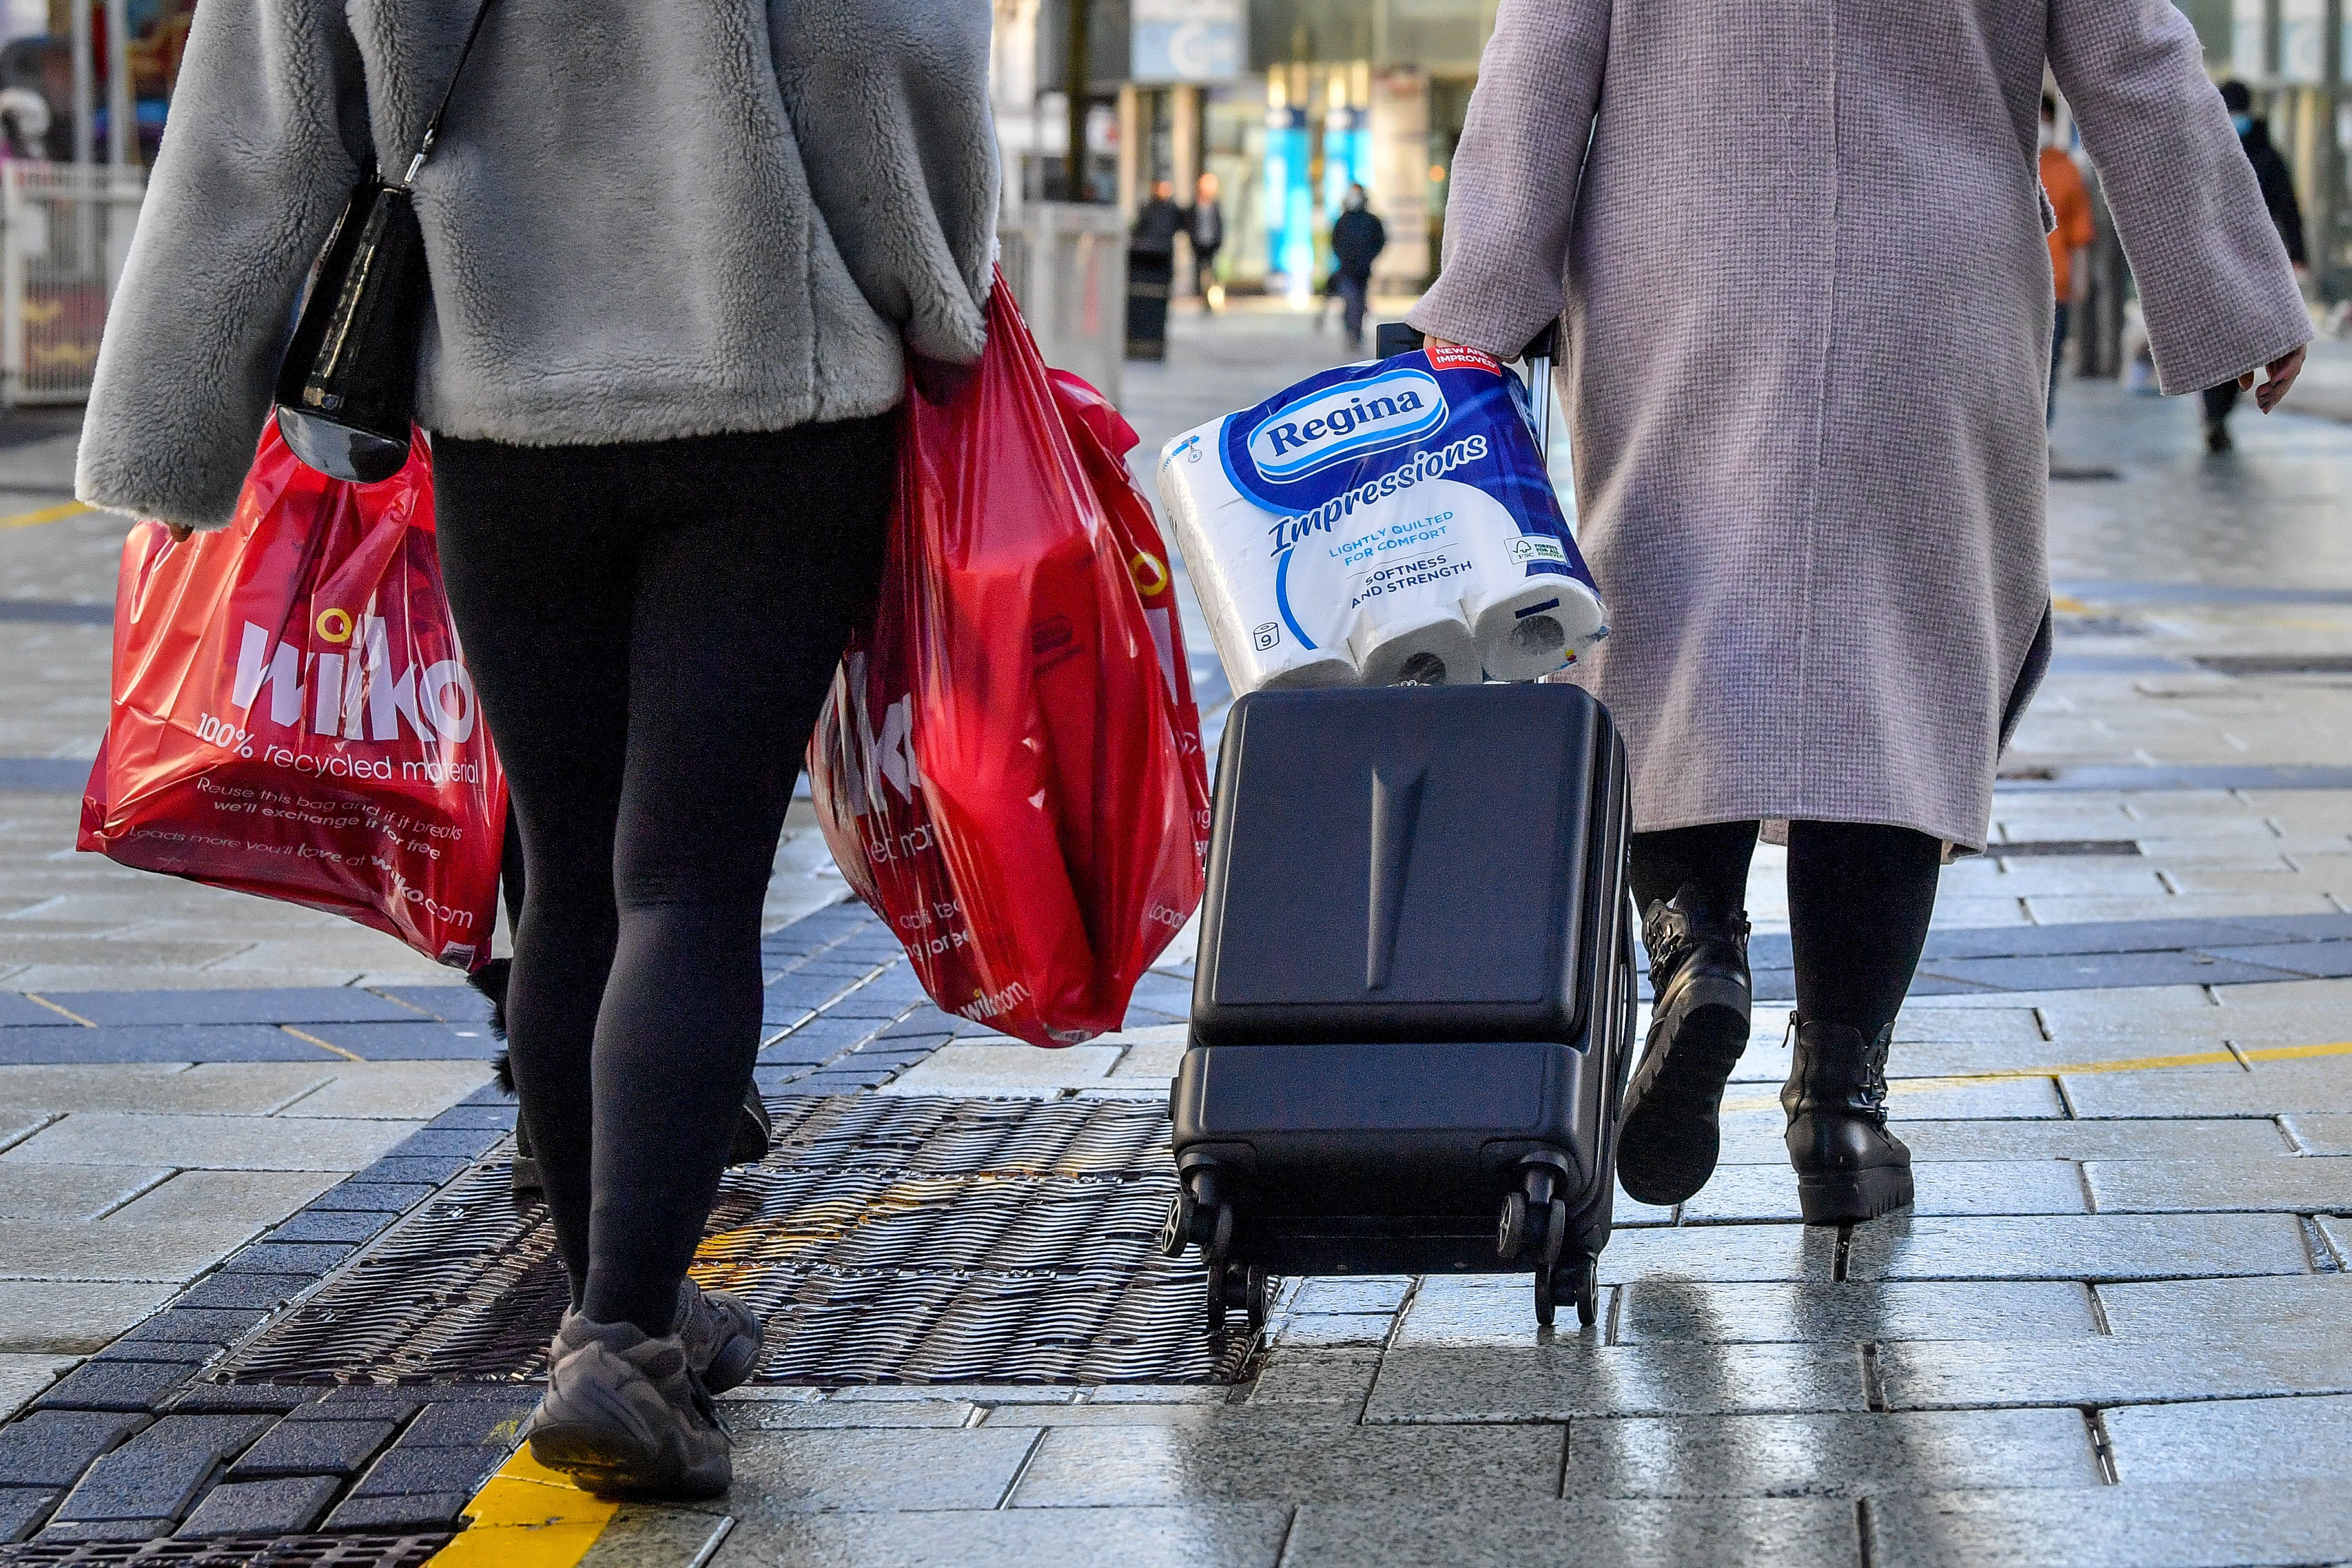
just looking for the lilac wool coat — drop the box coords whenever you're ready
[1409,0,2310,850]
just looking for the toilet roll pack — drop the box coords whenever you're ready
[1157,343,1607,694]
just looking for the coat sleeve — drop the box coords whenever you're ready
[74,0,368,531]
[1406,0,1610,358]
[2048,0,2309,397]
[769,0,998,368]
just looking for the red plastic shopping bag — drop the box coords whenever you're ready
[1045,367,1214,865]
[79,423,507,969]
[807,275,1209,1046]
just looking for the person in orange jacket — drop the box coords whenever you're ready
[2041,94,2095,424]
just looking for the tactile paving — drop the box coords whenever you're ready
[208,1097,1253,1387]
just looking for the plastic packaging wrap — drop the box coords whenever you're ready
[1158,343,1605,693]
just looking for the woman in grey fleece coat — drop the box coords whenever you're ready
[76,0,997,1497]
[1412,0,2308,1228]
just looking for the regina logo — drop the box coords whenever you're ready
[1245,368,1447,483]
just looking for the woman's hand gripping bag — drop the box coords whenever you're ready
[79,424,507,969]
[808,277,1207,1046]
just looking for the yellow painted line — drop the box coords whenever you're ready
[2051,594,2093,614]
[279,1025,365,1063]
[0,500,91,529]
[21,993,97,1027]
[1723,1039,2352,1114]
[427,1443,619,1568]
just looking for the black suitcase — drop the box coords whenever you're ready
[1162,682,1635,1330]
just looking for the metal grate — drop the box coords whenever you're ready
[210,1097,1253,1387]
[0,1537,449,1567]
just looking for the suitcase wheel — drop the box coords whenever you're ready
[1534,1254,1599,1330]
[1205,1255,1269,1333]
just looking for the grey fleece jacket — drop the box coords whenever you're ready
[76,0,998,531]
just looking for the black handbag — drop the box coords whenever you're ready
[273,0,501,482]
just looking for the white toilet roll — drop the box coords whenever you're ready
[1353,609,1481,687]
[1157,347,1608,696]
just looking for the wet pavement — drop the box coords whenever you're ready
[0,305,2348,1566]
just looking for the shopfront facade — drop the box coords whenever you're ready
[1009,0,1497,298]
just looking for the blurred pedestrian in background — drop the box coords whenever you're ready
[1183,171,1225,312]
[76,0,995,1500]
[2041,94,2093,424]
[1129,178,1182,359]
[1415,0,2308,1230]
[2203,80,2308,452]
[1329,183,1387,352]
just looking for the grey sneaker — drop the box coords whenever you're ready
[527,1314,731,1499]
[675,1278,762,1394]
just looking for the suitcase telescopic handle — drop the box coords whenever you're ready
[1519,319,1561,457]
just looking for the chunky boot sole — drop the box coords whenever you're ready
[528,1377,731,1501]
[1795,1164,1915,1225]
[706,1327,759,1395]
[1616,985,1750,1207]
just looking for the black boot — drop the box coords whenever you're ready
[1783,1019,1913,1224]
[1616,883,1753,1206]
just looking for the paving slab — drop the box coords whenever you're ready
[2102,1392,2352,1481]
[0,1164,167,1221]
[0,1219,262,1282]
[367,987,490,1024]
[103,1171,340,1227]
[1288,1277,1414,1315]
[1282,1497,1856,1568]
[1683,1161,2086,1222]
[0,1112,422,1170]
[877,1044,1121,1096]
[0,1281,176,1354]
[287,1022,500,1060]
[1842,1212,2311,1281]
[0,1065,332,1116]
[718,1427,1038,1513]
[1363,1344,1867,1422]
[2063,1056,2352,1118]
[1613,1281,2100,1345]
[39,990,419,1027]
[2279,1111,2352,1153]
[1010,1422,1565,1506]
[1876,1335,2352,1409]
[1829,1076,2069,1120]
[721,1399,978,1431]
[1564,1408,2101,1499]
[2083,1153,2352,1212]
[700,1503,1294,1568]
[1888,1118,2293,1162]
[174,1474,340,1537]
[0,1025,340,1065]
[2096,1273,2352,1339]
[1595,1223,1836,1284]
[1864,1480,2352,1568]
[0,1409,147,1488]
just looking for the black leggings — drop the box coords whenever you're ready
[436,418,895,1336]
[1630,820,1942,1042]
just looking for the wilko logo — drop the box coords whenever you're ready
[1244,367,1447,484]
[834,651,921,815]
[231,620,476,744]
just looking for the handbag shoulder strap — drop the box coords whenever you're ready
[399,0,503,189]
